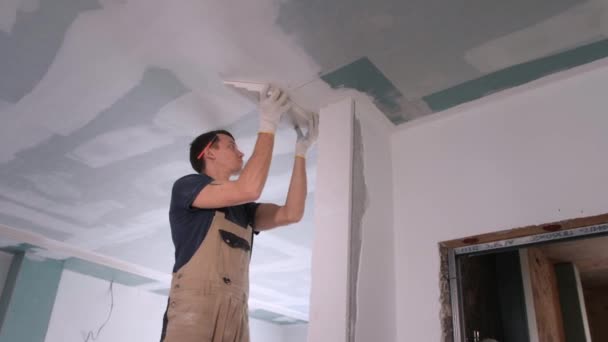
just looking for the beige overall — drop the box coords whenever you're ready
[163,211,252,342]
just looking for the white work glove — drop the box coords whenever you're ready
[295,112,319,158]
[258,85,292,134]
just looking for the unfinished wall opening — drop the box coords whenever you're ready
[440,213,608,342]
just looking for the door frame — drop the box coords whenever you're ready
[439,213,608,342]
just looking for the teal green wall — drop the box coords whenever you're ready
[0,252,64,342]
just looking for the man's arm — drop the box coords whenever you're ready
[192,133,275,209]
[254,112,318,230]
[254,156,307,230]
[192,85,291,209]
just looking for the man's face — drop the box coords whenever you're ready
[212,134,244,174]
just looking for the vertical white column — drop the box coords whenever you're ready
[307,97,354,342]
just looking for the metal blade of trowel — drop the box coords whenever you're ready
[223,80,314,136]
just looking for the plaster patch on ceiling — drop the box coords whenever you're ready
[0,183,123,225]
[67,125,175,168]
[465,0,608,73]
[276,0,583,111]
[0,0,41,33]
[133,161,191,197]
[153,92,249,137]
[0,99,10,111]
[0,0,23,33]
[18,0,40,13]
[22,172,82,200]
[1,0,323,164]
[65,209,168,250]
[0,200,86,236]
[0,0,98,101]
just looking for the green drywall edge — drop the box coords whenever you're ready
[0,243,37,254]
[321,57,406,125]
[152,288,170,296]
[63,258,156,286]
[424,38,608,112]
[250,309,307,325]
[0,252,64,342]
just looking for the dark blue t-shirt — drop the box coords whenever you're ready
[169,173,259,273]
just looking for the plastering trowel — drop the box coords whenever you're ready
[223,80,316,135]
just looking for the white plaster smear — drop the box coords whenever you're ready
[153,92,250,137]
[0,0,323,164]
[0,0,39,33]
[64,208,168,250]
[23,171,83,200]
[0,199,88,235]
[67,124,175,168]
[465,0,608,73]
[133,161,192,197]
[0,184,123,225]
[0,100,11,112]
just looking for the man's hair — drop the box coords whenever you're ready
[189,130,234,173]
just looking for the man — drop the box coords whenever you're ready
[161,85,318,342]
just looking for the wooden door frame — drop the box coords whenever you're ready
[438,213,608,342]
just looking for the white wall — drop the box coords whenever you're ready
[0,251,13,296]
[250,318,308,342]
[44,268,302,342]
[307,95,397,342]
[250,318,285,342]
[282,324,307,342]
[391,58,608,341]
[353,99,396,342]
[45,270,167,342]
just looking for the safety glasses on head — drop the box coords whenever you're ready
[196,134,218,160]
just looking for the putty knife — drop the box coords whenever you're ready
[223,80,315,135]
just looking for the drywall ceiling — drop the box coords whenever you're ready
[1,0,607,324]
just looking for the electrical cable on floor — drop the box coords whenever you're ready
[84,280,115,342]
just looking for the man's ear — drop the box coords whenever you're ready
[205,149,216,161]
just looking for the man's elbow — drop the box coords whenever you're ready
[239,184,263,203]
[285,210,304,224]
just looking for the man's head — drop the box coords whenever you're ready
[189,130,244,175]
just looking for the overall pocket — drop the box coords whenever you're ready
[218,229,250,284]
